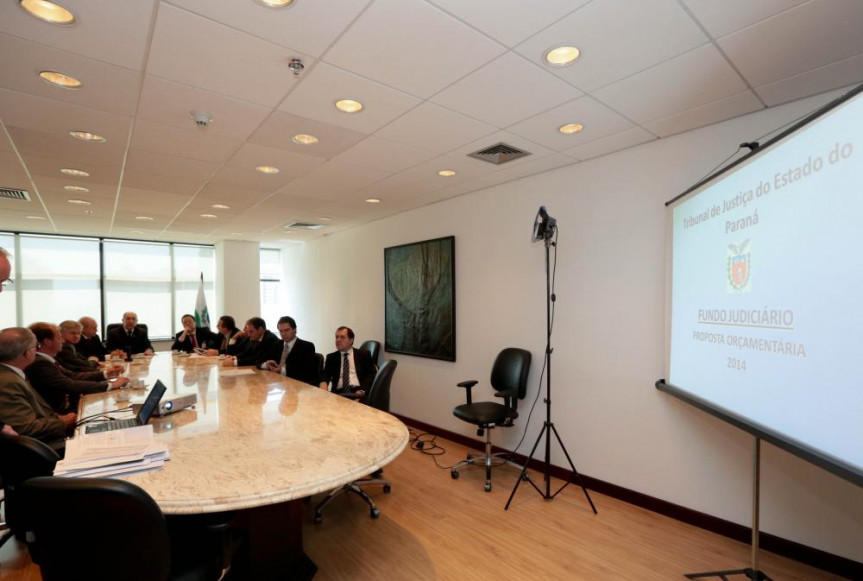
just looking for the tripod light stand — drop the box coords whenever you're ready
[505,206,597,514]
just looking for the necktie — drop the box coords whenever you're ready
[191,334,198,349]
[279,342,290,368]
[341,352,350,390]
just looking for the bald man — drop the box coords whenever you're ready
[77,316,107,361]
[105,312,153,356]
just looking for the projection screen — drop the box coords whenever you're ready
[660,83,863,487]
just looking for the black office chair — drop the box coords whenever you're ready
[315,352,325,380]
[0,434,59,543]
[358,339,381,369]
[314,359,398,523]
[107,322,149,333]
[22,476,231,581]
[451,347,531,492]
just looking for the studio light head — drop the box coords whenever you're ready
[531,206,557,242]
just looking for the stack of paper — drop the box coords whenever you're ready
[55,425,170,478]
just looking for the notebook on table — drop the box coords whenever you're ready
[84,380,167,434]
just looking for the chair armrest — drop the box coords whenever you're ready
[457,380,478,405]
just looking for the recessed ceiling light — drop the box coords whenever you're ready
[365,198,381,204]
[26,215,46,220]
[544,45,580,67]
[39,70,82,89]
[211,204,230,210]
[135,216,154,221]
[69,130,106,143]
[256,165,280,175]
[335,99,363,114]
[437,170,456,177]
[67,198,91,205]
[64,185,89,192]
[60,168,89,177]
[19,0,76,24]
[254,0,295,7]
[558,123,584,134]
[292,134,318,145]
[200,214,218,219]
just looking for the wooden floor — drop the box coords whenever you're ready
[0,433,847,581]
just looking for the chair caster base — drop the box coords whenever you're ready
[450,470,459,479]
[484,483,492,492]
[370,508,380,519]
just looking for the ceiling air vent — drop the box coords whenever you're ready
[468,142,531,165]
[0,187,31,201]
[284,222,325,231]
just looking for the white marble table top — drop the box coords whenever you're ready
[79,353,408,515]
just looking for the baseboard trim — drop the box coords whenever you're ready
[393,414,862,580]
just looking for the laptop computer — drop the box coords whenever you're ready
[84,380,167,434]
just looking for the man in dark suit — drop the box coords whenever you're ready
[0,327,76,454]
[262,316,318,386]
[171,314,219,353]
[224,317,280,368]
[56,320,100,372]
[77,316,106,361]
[320,326,376,395]
[106,311,153,356]
[26,323,127,413]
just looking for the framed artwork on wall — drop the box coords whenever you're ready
[384,236,455,361]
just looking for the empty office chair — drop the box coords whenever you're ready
[451,348,531,492]
[0,434,59,542]
[22,476,231,581]
[314,359,398,523]
[358,339,381,369]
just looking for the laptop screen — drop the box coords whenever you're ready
[137,380,167,424]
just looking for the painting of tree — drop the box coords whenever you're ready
[384,236,455,361]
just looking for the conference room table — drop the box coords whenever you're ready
[77,352,409,580]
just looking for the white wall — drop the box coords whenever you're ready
[215,240,260,325]
[283,91,863,561]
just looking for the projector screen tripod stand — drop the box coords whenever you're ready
[504,207,597,514]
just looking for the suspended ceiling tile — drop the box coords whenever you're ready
[283,159,390,201]
[643,91,764,138]
[0,0,156,70]
[31,175,118,200]
[225,142,326,179]
[207,165,294,194]
[563,127,657,161]
[324,0,506,99]
[499,153,577,179]
[136,76,272,141]
[278,62,421,134]
[17,154,121,186]
[682,0,811,38]
[0,33,141,117]
[426,0,588,48]
[507,95,635,151]
[146,4,310,107]
[7,127,127,168]
[248,111,368,159]
[331,136,438,173]
[125,149,219,182]
[130,119,242,165]
[755,59,863,107]
[115,189,191,214]
[718,0,863,88]
[593,44,750,124]
[168,0,371,57]
[373,102,496,154]
[431,52,582,128]
[121,171,206,197]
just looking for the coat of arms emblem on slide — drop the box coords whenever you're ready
[727,239,751,292]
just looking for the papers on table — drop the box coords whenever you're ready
[56,425,169,478]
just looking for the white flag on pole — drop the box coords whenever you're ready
[194,272,210,328]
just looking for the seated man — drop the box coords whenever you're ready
[214,315,246,356]
[0,327,76,454]
[56,320,100,372]
[106,311,154,356]
[77,316,107,361]
[223,317,279,368]
[262,316,319,386]
[26,323,127,413]
[171,314,219,353]
[319,326,376,396]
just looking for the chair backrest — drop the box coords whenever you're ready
[358,340,381,367]
[364,359,397,412]
[22,476,172,581]
[315,352,325,376]
[0,435,59,537]
[490,348,532,403]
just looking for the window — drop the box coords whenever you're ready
[19,235,101,326]
[104,240,172,338]
[173,245,216,329]
[260,248,284,329]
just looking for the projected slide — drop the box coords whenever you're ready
[669,89,863,476]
